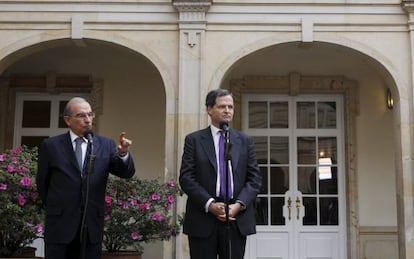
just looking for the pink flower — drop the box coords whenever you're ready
[139,202,150,210]
[131,232,139,240]
[18,193,26,206]
[167,195,175,203]
[105,195,112,204]
[130,199,137,206]
[20,176,31,186]
[0,153,6,161]
[123,202,129,209]
[167,180,176,187]
[0,183,7,190]
[36,224,43,233]
[7,165,14,172]
[11,156,18,164]
[13,146,22,153]
[16,166,29,173]
[151,193,160,201]
[152,213,164,221]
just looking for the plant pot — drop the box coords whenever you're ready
[0,246,42,258]
[101,251,142,259]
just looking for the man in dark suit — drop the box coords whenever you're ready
[36,97,135,259]
[179,89,262,259]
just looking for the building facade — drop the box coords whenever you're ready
[0,0,412,258]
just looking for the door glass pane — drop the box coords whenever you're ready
[59,100,68,128]
[320,197,338,225]
[270,166,289,194]
[255,197,268,225]
[318,102,336,128]
[271,197,285,225]
[259,167,268,194]
[270,136,289,164]
[270,102,288,128]
[21,136,48,149]
[253,136,268,164]
[318,137,337,164]
[22,101,51,128]
[249,101,267,128]
[319,167,338,194]
[302,197,317,225]
[297,137,316,164]
[245,96,342,235]
[298,167,316,194]
[297,102,315,128]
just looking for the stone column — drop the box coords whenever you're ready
[173,1,211,258]
[397,2,414,259]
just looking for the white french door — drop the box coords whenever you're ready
[242,94,346,259]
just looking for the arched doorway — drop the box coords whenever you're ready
[219,41,398,259]
[0,38,168,258]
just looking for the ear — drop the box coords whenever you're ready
[207,107,212,116]
[63,116,71,126]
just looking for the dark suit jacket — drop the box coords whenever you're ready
[179,127,262,238]
[36,132,135,244]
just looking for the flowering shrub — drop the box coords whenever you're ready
[103,176,182,254]
[0,146,43,257]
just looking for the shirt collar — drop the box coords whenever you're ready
[69,130,86,142]
[210,125,221,136]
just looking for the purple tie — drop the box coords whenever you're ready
[219,131,232,198]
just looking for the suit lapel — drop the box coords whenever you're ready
[91,135,100,155]
[60,132,80,171]
[200,127,217,172]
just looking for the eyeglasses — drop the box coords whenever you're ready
[70,112,95,119]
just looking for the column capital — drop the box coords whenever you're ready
[173,0,211,25]
[402,0,414,13]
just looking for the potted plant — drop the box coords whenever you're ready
[0,146,43,258]
[102,176,182,258]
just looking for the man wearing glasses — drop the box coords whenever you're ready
[36,97,136,259]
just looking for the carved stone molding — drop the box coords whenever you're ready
[174,1,210,47]
[402,0,414,13]
[173,0,211,13]
[359,227,399,259]
[173,0,211,23]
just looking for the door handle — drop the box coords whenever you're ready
[296,197,301,220]
[287,197,292,220]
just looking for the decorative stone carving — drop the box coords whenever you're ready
[173,0,211,14]
[230,73,359,122]
[173,0,210,47]
[402,0,414,12]
[173,0,211,28]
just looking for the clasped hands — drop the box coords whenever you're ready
[208,201,242,222]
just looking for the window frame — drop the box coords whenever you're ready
[13,93,90,147]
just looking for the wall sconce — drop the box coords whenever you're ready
[386,88,394,109]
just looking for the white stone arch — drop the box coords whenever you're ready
[0,30,176,107]
[210,34,403,97]
[209,34,409,259]
[82,30,176,107]
[0,29,179,183]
